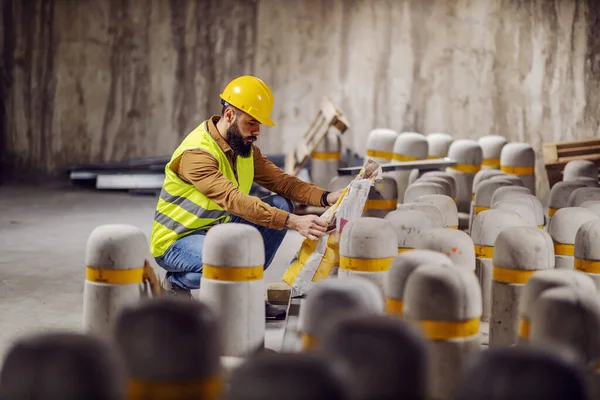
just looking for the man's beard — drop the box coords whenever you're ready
[226,121,254,158]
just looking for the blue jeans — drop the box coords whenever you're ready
[155,195,294,290]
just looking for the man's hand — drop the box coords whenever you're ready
[326,189,345,206]
[285,214,328,241]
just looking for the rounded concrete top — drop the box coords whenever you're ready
[416,176,454,199]
[581,200,600,217]
[490,186,532,206]
[492,227,554,270]
[548,207,599,245]
[396,203,444,228]
[386,250,455,300]
[203,223,265,267]
[393,132,428,159]
[475,179,513,207]
[500,142,535,167]
[472,169,506,195]
[340,217,398,259]
[426,133,454,158]
[489,174,524,186]
[518,269,596,320]
[492,201,537,227]
[493,194,544,226]
[404,264,482,320]
[414,194,458,229]
[384,210,435,248]
[421,172,457,193]
[471,209,526,246]
[574,176,599,187]
[548,181,587,209]
[366,129,399,162]
[370,177,398,200]
[328,175,354,191]
[85,224,149,270]
[574,219,600,261]
[567,187,600,207]
[478,135,507,160]
[314,132,341,153]
[447,139,483,165]
[414,228,475,272]
[404,182,445,203]
[563,160,598,182]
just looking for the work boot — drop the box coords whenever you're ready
[266,302,286,320]
[161,277,192,299]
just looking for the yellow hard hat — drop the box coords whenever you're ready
[220,76,276,126]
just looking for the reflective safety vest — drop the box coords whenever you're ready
[150,120,254,258]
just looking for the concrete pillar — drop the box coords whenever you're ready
[489,185,531,207]
[311,132,341,189]
[454,346,588,400]
[404,264,482,400]
[469,169,506,232]
[415,194,459,230]
[389,132,429,203]
[445,139,483,214]
[397,202,445,228]
[328,175,355,192]
[518,270,595,345]
[581,200,600,217]
[385,250,454,317]
[574,219,600,288]
[320,314,428,400]
[198,223,265,357]
[417,176,455,201]
[420,171,457,200]
[298,278,384,350]
[471,209,525,323]
[339,217,398,294]
[492,200,537,227]
[113,297,222,400]
[384,210,435,254]
[547,208,599,269]
[496,194,545,229]
[404,181,445,204]
[227,352,347,400]
[427,133,454,159]
[567,187,600,207]
[547,181,587,219]
[414,228,476,273]
[0,332,125,400]
[500,142,536,194]
[366,128,398,164]
[364,177,398,218]
[83,224,148,340]
[478,135,507,169]
[563,160,598,182]
[471,179,513,231]
[489,227,554,347]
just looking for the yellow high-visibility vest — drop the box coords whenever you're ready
[150,120,254,257]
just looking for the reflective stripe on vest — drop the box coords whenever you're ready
[150,120,254,257]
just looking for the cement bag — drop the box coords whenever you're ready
[283,160,382,297]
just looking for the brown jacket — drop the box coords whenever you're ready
[169,116,326,229]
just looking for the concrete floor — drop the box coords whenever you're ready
[0,183,303,361]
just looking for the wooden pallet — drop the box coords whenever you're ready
[543,138,600,187]
[284,97,350,176]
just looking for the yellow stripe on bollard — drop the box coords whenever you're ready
[202,265,264,281]
[311,151,341,160]
[482,158,501,168]
[474,244,494,259]
[447,226,459,230]
[449,163,481,174]
[339,256,394,272]
[548,207,558,217]
[428,155,441,160]
[415,318,480,340]
[386,298,404,316]
[500,165,534,175]
[518,318,530,339]
[554,242,574,257]
[474,205,489,215]
[300,332,318,350]
[367,149,394,159]
[392,154,422,162]
[85,267,144,285]
[127,376,222,400]
[492,266,537,284]
[397,247,413,254]
[364,199,397,211]
[574,258,600,274]
[537,225,544,229]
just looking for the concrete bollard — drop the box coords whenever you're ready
[471,209,526,323]
[445,139,483,214]
[518,270,595,345]
[489,185,531,207]
[397,202,445,228]
[492,200,537,227]
[488,173,524,187]
[227,352,348,400]
[471,179,513,231]
[414,228,476,273]
[320,314,428,400]
[364,177,398,218]
[478,135,507,169]
[298,278,384,350]
[113,297,222,400]
[547,207,600,269]
[500,142,536,194]
[495,194,545,229]
[310,132,341,189]
[454,346,587,400]
[415,194,459,230]
[389,132,429,203]
[384,210,435,254]
[385,250,454,317]
[546,181,587,219]
[404,264,482,400]
[489,227,554,347]
[83,224,149,340]
[0,332,125,400]
[469,169,506,230]
[404,181,446,204]
[567,186,600,207]
[574,219,600,288]
[417,176,455,201]
[328,175,355,192]
[575,176,600,187]
[427,132,454,159]
[339,217,398,294]
[581,200,600,217]
[420,171,457,199]
[563,160,598,182]
[366,128,398,164]
[198,223,265,357]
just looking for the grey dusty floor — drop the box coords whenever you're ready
[0,183,303,361]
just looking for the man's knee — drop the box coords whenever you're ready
[270,195,295,214]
